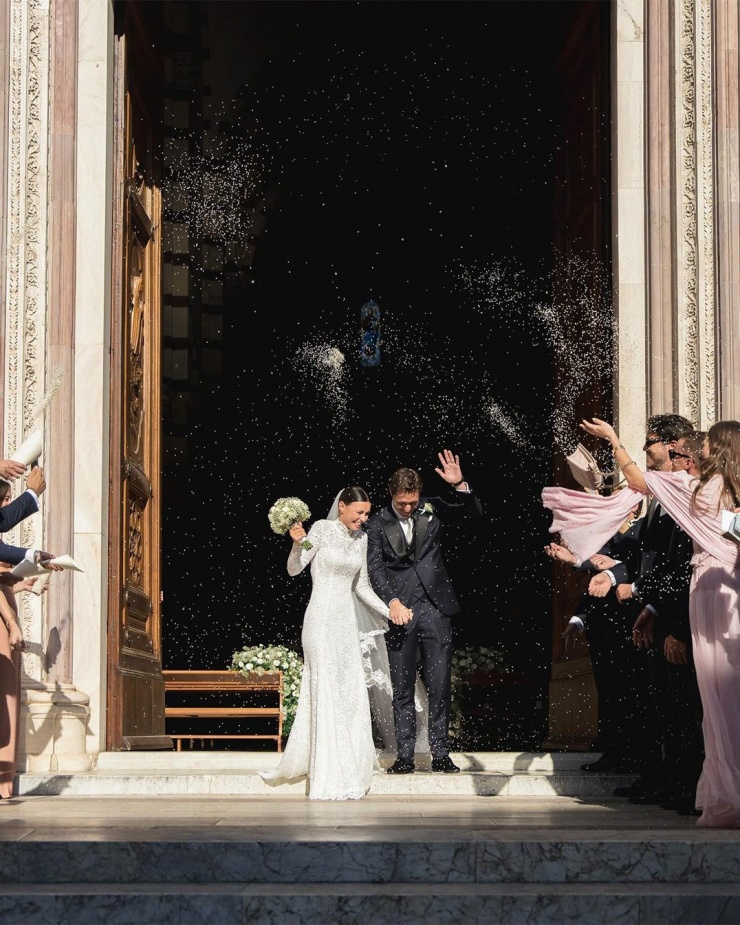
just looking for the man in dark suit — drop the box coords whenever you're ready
[629,430,705,815]
[366,450,483,774]
[611,412,696,804]
[0,466,55,566]
[549,507,654,775]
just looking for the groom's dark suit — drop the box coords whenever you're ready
[366,490,483,759]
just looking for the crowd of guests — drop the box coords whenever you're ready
[543,414,740,828]
[0,458,58,800]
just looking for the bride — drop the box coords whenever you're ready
[260,486,416,800]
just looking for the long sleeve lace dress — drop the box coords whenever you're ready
[260,519,390,800]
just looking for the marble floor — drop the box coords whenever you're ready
[1,792,734,843]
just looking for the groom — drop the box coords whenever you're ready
[366,450,483,773]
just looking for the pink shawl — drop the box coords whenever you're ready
[542,471,740,569]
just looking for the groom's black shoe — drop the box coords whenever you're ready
[431,755,461,774]
[387,758,414,774]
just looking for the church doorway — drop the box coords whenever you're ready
[108,0,611,753]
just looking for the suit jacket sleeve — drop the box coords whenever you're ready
[366,517,395,604]
[354,537,390,619]
[0,540,30,566]
[0,491,38,533]
[635,525,693,637]
[432,489,483,522]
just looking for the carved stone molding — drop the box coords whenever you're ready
[4,0,50,681]
[675,0,700,425]
[696,0,716,426]
[713,0,740,420]
[672,0,717,428]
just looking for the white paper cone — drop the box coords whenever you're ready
[10,559,45,578]
[10,431,42,466]
[31,573,51,596]
[48,554,83,572]
[10,553,83,578]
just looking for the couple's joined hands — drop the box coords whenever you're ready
[389,599,413,625]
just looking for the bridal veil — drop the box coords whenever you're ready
[327,490,430,755]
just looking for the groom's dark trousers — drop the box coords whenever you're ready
[385,593,453,760]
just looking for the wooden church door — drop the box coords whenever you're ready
[107,1,170,750]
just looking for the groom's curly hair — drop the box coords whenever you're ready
[388,467,422,496]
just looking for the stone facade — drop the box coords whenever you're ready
[0,0,738,767]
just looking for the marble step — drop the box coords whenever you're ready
[15,768,638,797]
[2,836,739,885]
[2,882,740,924]
[17,751,639,797]
[91,751,604,773]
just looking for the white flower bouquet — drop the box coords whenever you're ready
[268,496,312,550]
[230,644,304,737]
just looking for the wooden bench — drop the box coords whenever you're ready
[163,670,283,751]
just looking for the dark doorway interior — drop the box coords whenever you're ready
[160,0,593,750]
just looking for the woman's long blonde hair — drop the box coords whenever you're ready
[693,420,740,510]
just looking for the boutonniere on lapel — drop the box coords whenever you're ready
[422,502,434,518]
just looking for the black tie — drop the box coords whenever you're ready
[409,511,420,549]
[646,496,660,528]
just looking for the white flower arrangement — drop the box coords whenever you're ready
[268,496,312,550]
[423,502,434,516]
[449,644,510,740]
[229,644,304,737]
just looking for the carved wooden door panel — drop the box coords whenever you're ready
[542,0,611,750]
[107,2,170,750]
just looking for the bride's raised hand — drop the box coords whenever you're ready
[579,417,617,444]
[288,523,307,545]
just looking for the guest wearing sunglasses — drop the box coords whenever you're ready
[629,430,706,816]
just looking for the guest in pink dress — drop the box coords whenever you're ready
[543,418,740,828]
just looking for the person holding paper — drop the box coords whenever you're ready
[0,467,45,534]
[543,418,740,828]
[0,479,49,799]
[0,477,59,571]
[0,460,25,481]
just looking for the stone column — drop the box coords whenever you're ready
[645,0,676,412]
[611,0,647,449]
[72,0,114,758]
[714,0,740,420]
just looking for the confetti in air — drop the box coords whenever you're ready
[295,343,349,422]
[485,400,532,449]
[533,253,616,463]
[162,125,265,251]
[28,364,65,430]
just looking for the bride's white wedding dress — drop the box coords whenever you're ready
[260,518,391,800]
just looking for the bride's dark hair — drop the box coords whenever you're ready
[338,486,370,506]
